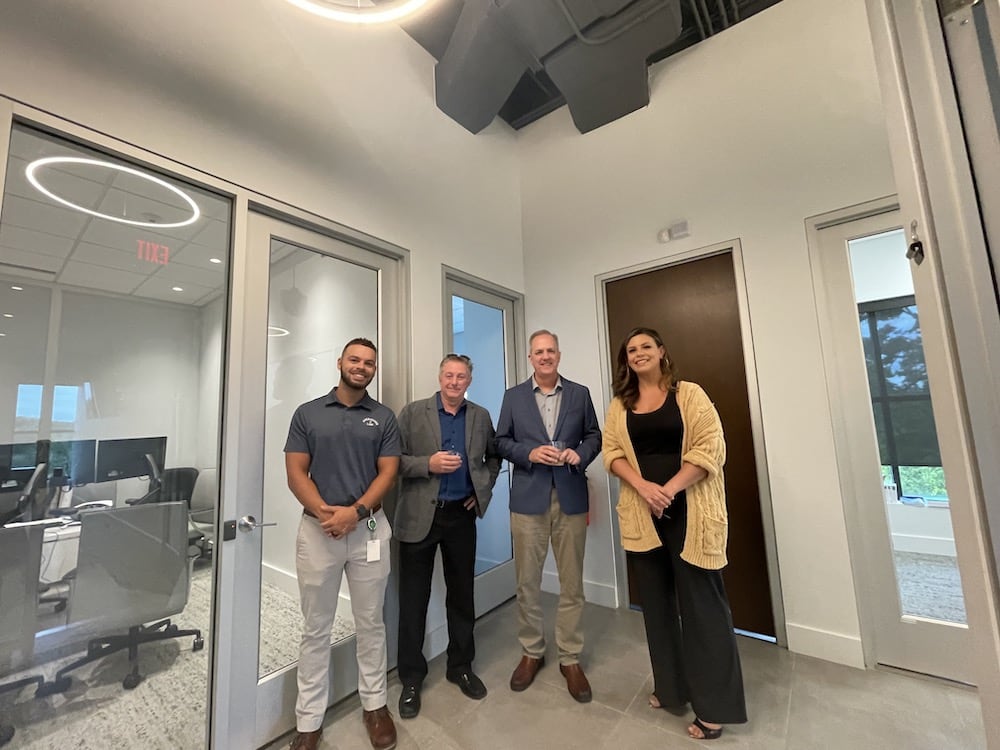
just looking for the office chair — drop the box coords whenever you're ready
[125,466,198,508]
[37,502,204,694]
[0,524,47,746]
[187,468,216,558]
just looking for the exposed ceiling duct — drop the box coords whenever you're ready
[399,0,784,133]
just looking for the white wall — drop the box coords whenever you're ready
[517,0,895,666]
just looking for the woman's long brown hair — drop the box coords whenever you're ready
[611,326,677,411]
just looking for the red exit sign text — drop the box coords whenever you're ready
[137,239,170,265]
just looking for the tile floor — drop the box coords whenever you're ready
[265,593,986,750]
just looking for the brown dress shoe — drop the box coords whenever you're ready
[362,706,397,750]
[559,663,592,703]
[509,655,545,691]
[289,728,322,750]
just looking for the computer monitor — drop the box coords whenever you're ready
[47,439,97,487]
[95,437,167,483]
[0,442,39,494]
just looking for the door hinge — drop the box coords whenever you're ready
[939,0,981,20]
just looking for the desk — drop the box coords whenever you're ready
[40,523,80,584]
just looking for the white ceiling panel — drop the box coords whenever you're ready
[189,217,230,251]
[0,245,63,275]
[96,187,202,241]
[169,243,227,270]
[0,224,75,258]
[147,259,224,288]
[0,194,89,239]
[57,260,146,294]
[78,218,178,255]
[70,242,158,276]
[131,275,215,305]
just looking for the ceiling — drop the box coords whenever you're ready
[398,0,785,132]
[0,126,230,308]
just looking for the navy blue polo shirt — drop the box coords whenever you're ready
[284,387,401,507]
[436,393,475,502]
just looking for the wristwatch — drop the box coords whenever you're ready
[355,503,372,521]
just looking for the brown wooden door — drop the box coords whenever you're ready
[604,250,775,637]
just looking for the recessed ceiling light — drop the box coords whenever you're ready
[172,286,184,292]
[2,314,12,318]
[268,326,290,337]
[284,0,433,24]
[11,286,23,291]
[25,156,201,228]
[0,333,6,337]
[209,257,222,264]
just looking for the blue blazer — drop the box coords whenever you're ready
[495,377,602,515]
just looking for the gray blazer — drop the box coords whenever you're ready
[394,394,502,543]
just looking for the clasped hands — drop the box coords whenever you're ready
[314,504,359,539]
[637,479,675,519]
[529,444,581,467]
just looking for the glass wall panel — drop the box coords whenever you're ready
[258,240,377,678]
[0,124,230,748]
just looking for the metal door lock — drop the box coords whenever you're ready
[907,220,926,265]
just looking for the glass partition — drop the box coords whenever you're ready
[257,239,378,678]
[0,124,230,747]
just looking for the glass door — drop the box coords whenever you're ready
[219,212,404,749]
[444,275,520,614]
[815,209,970,682]
[0,122,230,748]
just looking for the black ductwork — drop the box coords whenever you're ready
[397,0,783,133]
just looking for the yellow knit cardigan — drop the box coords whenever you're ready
[602,381,729,570]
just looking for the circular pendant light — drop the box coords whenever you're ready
[25,156,201,228]
[284,0,433,24]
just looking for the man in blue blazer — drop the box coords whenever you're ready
[495,330,602,703]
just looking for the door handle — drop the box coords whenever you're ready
[238,514,277,532]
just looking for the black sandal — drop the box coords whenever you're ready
[689,718,723,740]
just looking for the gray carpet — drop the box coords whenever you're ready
[893,550,967,624]
[1,563,354,749]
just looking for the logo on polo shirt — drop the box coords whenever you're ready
[362,417,379,427]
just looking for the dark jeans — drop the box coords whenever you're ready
[628,505,747,724]
[397,501,477,686]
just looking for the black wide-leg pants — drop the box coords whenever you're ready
[397,502,477,686]
[628,505,747,724]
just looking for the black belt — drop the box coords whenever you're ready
[432,497,472,510]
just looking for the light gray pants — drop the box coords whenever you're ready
[295,510,392,732]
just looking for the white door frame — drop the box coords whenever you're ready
[806,198,973,681]
[866,0,1000,739]
[441,267,524,615]
[225,209,409,749]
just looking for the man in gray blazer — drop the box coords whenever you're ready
[495,330,602,704]
[394,353,502,719]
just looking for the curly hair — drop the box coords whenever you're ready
[611,326,677,410]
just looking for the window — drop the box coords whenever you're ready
[859,295,947,505]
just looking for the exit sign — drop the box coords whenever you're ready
[137,239,169,265]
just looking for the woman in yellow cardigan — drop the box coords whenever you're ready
[603,327,746,741]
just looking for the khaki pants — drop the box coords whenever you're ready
[294,510,392,732]
[510,489,587,664]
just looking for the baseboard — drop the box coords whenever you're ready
[786,622,865,668]
[541,570,618,609]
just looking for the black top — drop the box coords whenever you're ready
[626,390,686,521]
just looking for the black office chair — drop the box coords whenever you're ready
[187,468,216,559]
[126,466,198,507]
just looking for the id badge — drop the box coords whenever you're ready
[365,517,380,562]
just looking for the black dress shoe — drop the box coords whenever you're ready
[446,670,487,700]
[398,683,421,719]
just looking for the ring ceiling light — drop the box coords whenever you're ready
[284,0,433,24]
[25,157,201,229]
